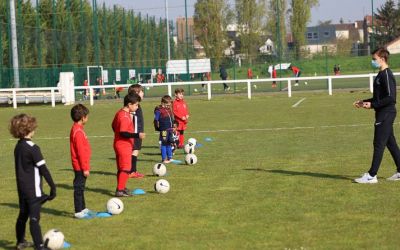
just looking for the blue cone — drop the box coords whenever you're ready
[132,188,146,195]
[195,143,203,148]
[96,212,112,218]
[204,137,213,142]
[63,241,71,248]
[171,159,183,164]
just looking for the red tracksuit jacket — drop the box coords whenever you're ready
[70,123,91,171]
[173,98,189,130]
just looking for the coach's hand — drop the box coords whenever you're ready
[139,133,146,139]
[353,100,363,108]
[363,102,371,109]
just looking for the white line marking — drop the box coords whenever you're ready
[4,122,375,141]
[292,98,306,108]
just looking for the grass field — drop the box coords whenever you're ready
[1,91,400,249]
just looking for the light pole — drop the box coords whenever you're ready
[9,0,20,88]
[165,0,171,61]
[371,0,375,52]
[184,0,190,81]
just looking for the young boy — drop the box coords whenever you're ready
[127,84,145,178]
[173,88,189,148]
[70,104,92,219]
[9,114,56,250]
[171,120,180,155]
[154,95,174,163]
[112,93,145,197]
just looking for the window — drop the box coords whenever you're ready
[313,32,318,39]
[307,32,312,39]
[324,31,330,37]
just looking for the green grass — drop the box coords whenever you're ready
[1,91,400,249]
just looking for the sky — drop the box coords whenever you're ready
[97,0,388,26]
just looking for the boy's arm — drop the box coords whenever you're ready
[33,146,56,200]
[74,131,91,172]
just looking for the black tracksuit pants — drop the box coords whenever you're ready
[16,197,43,249]
[368,111,400,176]
[73,171,87,213]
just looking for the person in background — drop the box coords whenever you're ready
[288,65,302,86]
[219,65,230,91]
[173,88,189,148]
[154,95,174,163]
[247,68,253,79]
[272,65,277,88]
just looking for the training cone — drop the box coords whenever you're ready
[204,137,213,142]
[96,212,112,218]
[63,241,71,248]
[171,159,183,164]
[132,189,146,195]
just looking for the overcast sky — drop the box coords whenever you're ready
[97,0,387,26]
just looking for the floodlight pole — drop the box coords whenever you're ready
[165,0,171,61]
[185,0,190,81]
[371,0,375,52]
[9,0,20,88]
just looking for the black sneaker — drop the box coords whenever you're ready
[115,189,132,197]
[16,240,34,250]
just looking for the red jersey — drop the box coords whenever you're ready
[70,123,91,172]
[112,109,134,152]
[272,69,277,78]
[173,98,189,130]
[247,68,253,79]
[291,66,300,74]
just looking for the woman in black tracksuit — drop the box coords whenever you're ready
[354,47,400,183]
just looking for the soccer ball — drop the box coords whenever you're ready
[187,138,197,146]
[154,179,170,194]
[184,143,195,154]
[107,198,124,215]
[153,163,167,176]
[185,154,198,165]
[305,81,308,85]
[43,229,64,250]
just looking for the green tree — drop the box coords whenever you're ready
[194,0,230,70]
[289,0,318,59]
[374,0,400,47]
[266,0,287,59]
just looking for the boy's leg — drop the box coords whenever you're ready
[161,145,167,162]
[179,130,185,148]
[16,197,29,244]
[28,198,43,249]
[166,145,173,160]
[130,154,137,173]
[117,170,129,191]
[73,171,86,213]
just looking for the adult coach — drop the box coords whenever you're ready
[354,47,400,183]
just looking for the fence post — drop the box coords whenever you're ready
[13,89,17,109]
[369,74,374,93]
[328,76,332,95]
[247,80,251,99]
[207,82,211,100]
[167,82,172,96]
[288,79,292,98]
[51,88,55,107]
[90,86,94,106]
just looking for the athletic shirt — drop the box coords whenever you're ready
[14,138,46,199]
[70,123,91,171]
[132,105,144,133]
[112,109,134,148]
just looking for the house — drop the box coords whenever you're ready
[386,37,400,54]
[303,25,337,54]
[259,38,275,55]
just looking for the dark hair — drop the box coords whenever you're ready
[173,120,179,126]
[161,95,172,105]
[70,104,89,122]
[128,84,143,95]
[9,113,37,138]
[175,88,184,94]
[372,47,390,62]
[124,93,141,106]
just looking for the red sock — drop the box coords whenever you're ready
[179,133,185,147]
[117,171,129,191]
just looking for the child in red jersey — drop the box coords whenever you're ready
[288,65,302,86]
[69,104,93,219]
[173,88,189,148]
[112,93,145,197]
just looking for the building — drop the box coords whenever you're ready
[386,37,400,54]
[176,17,194,44]
[303,25,337,54]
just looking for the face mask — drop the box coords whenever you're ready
[371,60,381,68]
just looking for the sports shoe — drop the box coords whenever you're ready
[354,173,378,184]
[115,189,132,197]
[294,83,299,86]
[74,210,94,219]
[82,208,96,216]
[16,240,34,249]
[386,172,400,181]
[129,172,144,178]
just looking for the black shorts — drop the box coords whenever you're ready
[134,138,142,150]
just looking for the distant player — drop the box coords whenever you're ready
[171,120,180,155]
[288,65,301,86]
[112,94,145,197]
[127,84,145,178]
[247,68,253,79]
[9,114,56,250]
[154,95,174,163]
[69,104,93,219]
[271,65,277,88]
[173,88,189,148]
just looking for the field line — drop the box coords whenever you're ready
[292,98,306,108]
[3,122,377,141]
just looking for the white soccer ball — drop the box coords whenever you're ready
[43,229,64,250]
[187,138,197,146]
[185,154,198,165]
[184,143,195,154]
[107,197,124,215]
[154,179,170,194]
[253,84,257,89]
[305,81,308,85]
[153,163,167,176]
[194,88,198,92]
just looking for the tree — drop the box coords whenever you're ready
[194,0,230,70]
[235,0,266,64]
[289,0,318,59]
[266,0,287,59]
[374,0,400,47]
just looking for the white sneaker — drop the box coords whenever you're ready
[74,210,86,219]
[354,173,378,184]
[386,172,400,181]
[294,83,299,86]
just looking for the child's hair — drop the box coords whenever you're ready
[128,84,143,95]
[372,47,390,62]
[173,120,179,127]
[161,95,172,105]
[124,93,141,106]
[175,88,184,94]
[71,104,89,122]
[9,113,37,139]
